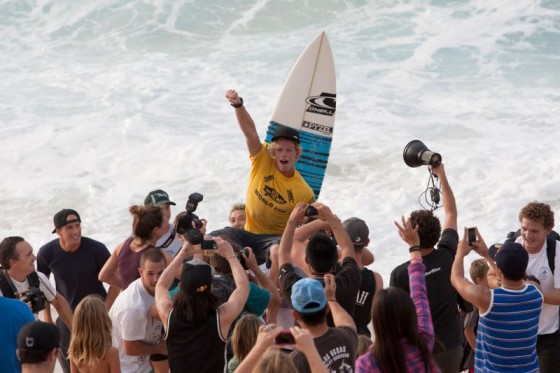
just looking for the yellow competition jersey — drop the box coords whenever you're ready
[245,144,315,235]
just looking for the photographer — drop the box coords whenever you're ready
[0,236,73,330]
[155,236,250,373]
[205,241,280,322]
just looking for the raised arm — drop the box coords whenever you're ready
[293,219,328,243]
[242,247,281,323]
[235,325,283,373]
[278,202,309,268]
[324,274,356,331]
[291,326,328,373]
[431,164,457,232]
[155,241,197,331]
[395,216,435,347]
[314,203,354,261]
[451,228,491,313]
[226,89,261,157]
[217,238,250,337]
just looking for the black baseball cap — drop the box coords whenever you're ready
[495,241,529,281]
[18,321,60,351]
[52,209,81,233]
[271,127,300,144]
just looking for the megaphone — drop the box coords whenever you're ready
[403,140,442,168]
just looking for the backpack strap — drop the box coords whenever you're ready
[546,236,556,274]
[506,230,556,273]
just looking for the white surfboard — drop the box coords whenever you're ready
[264,31,336,199]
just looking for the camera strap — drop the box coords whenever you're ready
[157,229,176,250]
[0,269,22,299]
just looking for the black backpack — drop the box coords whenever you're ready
[505,230,559,273]
[0,268,41,299]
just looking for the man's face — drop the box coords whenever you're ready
[139,259,166,296]
[161,203,171,222]
[11,241,36,276]
[520,218,551,253]
[56,215,82,248]
[272,139,299,175]
[229,209,246,229]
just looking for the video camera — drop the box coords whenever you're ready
[175,193,205,245]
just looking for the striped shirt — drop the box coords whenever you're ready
[475,284,543,372]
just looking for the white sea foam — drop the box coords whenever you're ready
[1,0,560,285]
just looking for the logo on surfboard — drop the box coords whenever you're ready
[302,121,333,135]
[305,92,336,116]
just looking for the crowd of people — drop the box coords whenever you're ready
[1,90,559,373]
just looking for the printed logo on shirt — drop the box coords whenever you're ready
[264,185,287,204]
[425,267,441,276]
[287,189,294,203]
[322,345,351,370]
[356,290,369,306]
[538,267,551,281]
[264,175,274,182]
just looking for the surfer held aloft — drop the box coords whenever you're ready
[208,90,314,264]
[226,89,315,235]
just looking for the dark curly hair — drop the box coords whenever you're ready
[519,202,554,230]
[409,210,441,249]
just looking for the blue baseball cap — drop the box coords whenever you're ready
[291,278,327,314]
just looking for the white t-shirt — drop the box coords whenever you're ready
[0,271,56,320]
[517,236,560,334]
[157,224,183,256]
[109,278,163,373]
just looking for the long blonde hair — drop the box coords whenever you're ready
[231,314,263,362]
[68,295,113,366]
[253,349,298,373]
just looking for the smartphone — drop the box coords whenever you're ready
[274,331,295,345]
[201,240,217,250]
[467,227,477,246]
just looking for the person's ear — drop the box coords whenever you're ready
[292,309,299,322]
[48,348,58,362]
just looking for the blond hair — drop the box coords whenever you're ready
[469,258,490,283]
[266,141,302,157]
[231,314,263,362]
[68,295,113,367]
[357,334,373,357]
[253,348,298,373]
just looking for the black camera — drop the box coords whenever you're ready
[305,206,318,217]
[22,287,47,314]
[175,193,204,245]
[236,247,250,270]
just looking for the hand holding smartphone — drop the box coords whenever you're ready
[201,239,217,250]
[274,331,295,345]
[467,227,477,246]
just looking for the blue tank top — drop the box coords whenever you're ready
[475,284,542,372]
